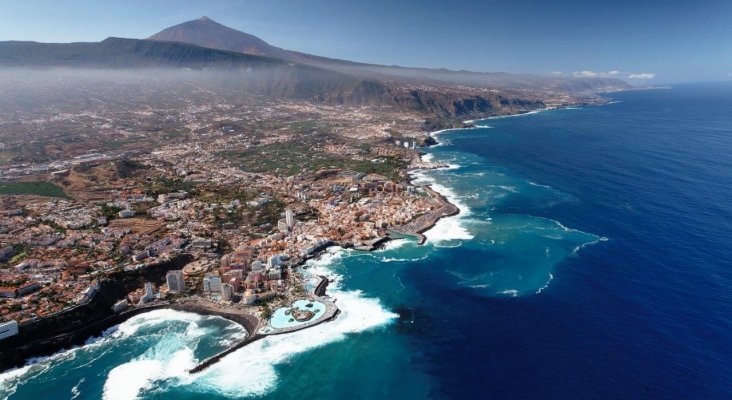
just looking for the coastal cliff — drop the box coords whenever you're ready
[0,255,192,372]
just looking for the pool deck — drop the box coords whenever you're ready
[258,298,339,336]
[189,276,338,374]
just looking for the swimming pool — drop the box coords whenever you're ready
[270,299,327,329]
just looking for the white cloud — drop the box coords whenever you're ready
[573,70,599,78]
[627,73,656,79]
[549,71,564,76]
[572,70,623,78]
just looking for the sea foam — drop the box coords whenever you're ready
[410,156,475,246]
[101,248,397,399]
[102,310,245,400]
[0,274,397,400]
[189,254,397,398]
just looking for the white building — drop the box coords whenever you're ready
[268,254,283,268]
[112,299,128,313]
[285,208,295,229]
[220,283,234,301]
[140,282,155,304]
[118,209,135,218]
[277,219,288,233]
[203,274,222,293]
[251,260,264,271]
[166,270,186,293]
[0,321,19,340]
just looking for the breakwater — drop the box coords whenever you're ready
[188,300,339,374]
[0,299,260,373]
[314,275,329,296]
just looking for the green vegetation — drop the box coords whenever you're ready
[261,304,273,320]
[0,151,14,165]
[288,120,329,133]
[249,198,286,228]
[0,181,70,198]
[150,177,197,195]
[196,186,251,204]
[161,130,188,141]
[100,203,122,220]
[103,138,135,150]
[8,252,27,265]
[223,141,407,177]
[0,142,51,165]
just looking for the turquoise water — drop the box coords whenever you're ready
[270,300,326,329]
[2,84,731,399]
[299,269,321,294]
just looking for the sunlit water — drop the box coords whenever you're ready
[2,84,731,399]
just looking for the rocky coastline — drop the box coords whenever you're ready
[0,122,469,375]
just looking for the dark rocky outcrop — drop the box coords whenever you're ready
[0,255,192,372]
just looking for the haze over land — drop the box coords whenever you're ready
[0,15,632,353]
[1,2,731,400]
[2,0,731,82]
[0,15,632,129]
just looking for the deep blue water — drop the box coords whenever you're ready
[407,84,732,399]
[2,84,730,399]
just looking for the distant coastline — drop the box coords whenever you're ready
[0,102,595,376]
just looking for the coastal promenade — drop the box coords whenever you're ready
[189,302,338,373]
[189,276,337,374]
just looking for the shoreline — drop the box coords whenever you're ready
[404,104,573,242]
[0,264,342,375]
[0,300,260,374]
[0,105,562,376]
[391,106,566,245]
[0,286,339,375]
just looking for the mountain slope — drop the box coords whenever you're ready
[0,37,286,68]
[0,30,621,118]
[0,38,583,118]
[0,38,391,104]
[148,17,632,93]
[148,16,293,60]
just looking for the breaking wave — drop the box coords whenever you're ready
[187,253,397,398]
[1,248,396,400]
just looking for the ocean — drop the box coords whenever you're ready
[2,83,731,399]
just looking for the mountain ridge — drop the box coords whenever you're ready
[0,37,394,105]
[147,17,632,93]
[0,17,631,119]
[149,16,293,60]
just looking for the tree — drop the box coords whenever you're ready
[261,304,273,320]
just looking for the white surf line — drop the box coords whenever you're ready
[183,252,397,399]
[409,140,475,245]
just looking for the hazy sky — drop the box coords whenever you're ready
[1,0,731,83]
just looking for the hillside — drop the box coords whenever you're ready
[147,17,632,94]
[0,38,391,104]
[148,16,293,60]
[0,31,623,119]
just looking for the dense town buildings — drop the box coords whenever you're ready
[0,96,455,329]
[0,74,565,333]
